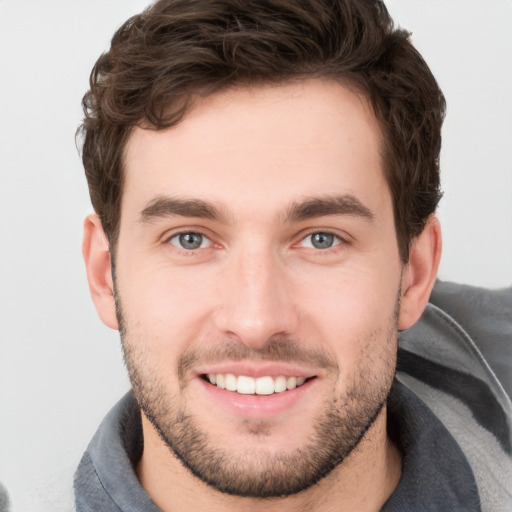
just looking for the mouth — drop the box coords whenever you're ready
[200,373,315,395]
[195,366,319,417]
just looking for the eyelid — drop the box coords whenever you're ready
[160,226,350,253]
[168,231,212,250]
[162,226,219,252]
[298,231,342,249]
[296,226,349,243]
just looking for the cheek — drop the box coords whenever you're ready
[117,264,219,356]
[293,266,400,367]
[297,262,400,322]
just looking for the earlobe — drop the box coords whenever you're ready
[398,215,442,331]
[82,214,119,330]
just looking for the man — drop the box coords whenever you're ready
[74,0,512,510]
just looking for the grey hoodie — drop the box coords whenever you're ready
[74,281,512,511]
[0,483,9,512]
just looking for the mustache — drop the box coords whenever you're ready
[177,338,338,383]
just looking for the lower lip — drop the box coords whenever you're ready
[196,377,316,418]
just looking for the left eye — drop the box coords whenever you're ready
[169,232,211,250]
[300,232,341,250]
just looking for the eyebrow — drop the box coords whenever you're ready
[138,194,375,224]
[139,196,230,223]
[284,195,375,223]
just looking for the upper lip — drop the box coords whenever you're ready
[194,362,318,379]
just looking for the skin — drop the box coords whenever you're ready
[83,79,441,511]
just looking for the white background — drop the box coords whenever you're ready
[0,1,511,511]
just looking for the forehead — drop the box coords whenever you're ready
[122,80,387,220]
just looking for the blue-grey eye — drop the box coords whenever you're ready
[169,232,211,250]
[302,232,340,250]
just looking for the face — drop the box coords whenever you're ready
[115,80,403,497]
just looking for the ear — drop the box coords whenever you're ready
[398,215,442,330]
[82,214,119,330]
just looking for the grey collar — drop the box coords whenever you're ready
[74,380,480,511]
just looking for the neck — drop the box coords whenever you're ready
[137,407,401,512]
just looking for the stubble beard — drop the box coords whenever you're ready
[116,298,399,499]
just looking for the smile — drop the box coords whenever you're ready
[204,373,310,395]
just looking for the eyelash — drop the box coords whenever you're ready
[298,231,345,251]
[167,231,213,253]
[165,229,347,254]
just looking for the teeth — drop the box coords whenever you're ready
[237,375,255,394]
[206,373,309,395]
[274,376,287,393]
[216,374,225,389]
[225,373,237,391]
[255,376,274,395]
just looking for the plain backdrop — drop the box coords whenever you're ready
[0,1,511,511]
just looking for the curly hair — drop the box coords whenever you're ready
[78,0,445,262]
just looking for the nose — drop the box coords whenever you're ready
[213,245,298,348]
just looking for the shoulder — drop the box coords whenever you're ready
[0,482,9,512]
[428,280,512,398]
[397,281,512,509]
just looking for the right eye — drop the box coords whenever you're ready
[299,232,342,250]
[168,232,212,251]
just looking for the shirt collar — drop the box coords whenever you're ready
[76,381,480,511]
[382,380,481,511]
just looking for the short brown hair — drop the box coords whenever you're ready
[79,0,445,262]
